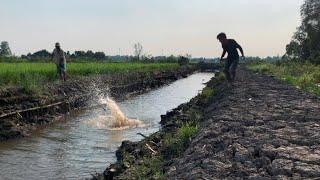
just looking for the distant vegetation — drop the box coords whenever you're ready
[0,40,204,63]
[243,56,282,62]
[0,41,12,57]
[21,49,112,62]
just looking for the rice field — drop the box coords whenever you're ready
[0,62,180,89]
[247,61,320,96]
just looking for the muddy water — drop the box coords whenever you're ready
[0,73,214,180]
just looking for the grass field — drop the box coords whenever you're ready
[247,61,320,96]
[0,62,180,90]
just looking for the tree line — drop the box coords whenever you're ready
[21,49,109,61]
[286,0,320,64]
[0,42,149,61]
[0,40,282,64]
[0,41,194,63]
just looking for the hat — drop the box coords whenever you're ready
[55,42,60,47]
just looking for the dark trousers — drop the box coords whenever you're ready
[224,58,239,82]
[56,63,66,76]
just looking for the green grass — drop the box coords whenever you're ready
[247,61,320,96]
[202,87,215,99]
[132,156,165,179]
[163,122,199,158]
[0,62,180,90]
[118,122,199,179]
[177,122,199,146]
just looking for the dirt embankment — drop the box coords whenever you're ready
[97,66,320,179]
[169,67,320,179]
[0,65,197,141]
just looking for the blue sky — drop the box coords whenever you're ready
[0,0,303,57]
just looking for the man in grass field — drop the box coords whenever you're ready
[52,42,67,81]
[217,33,244,83]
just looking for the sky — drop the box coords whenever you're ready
[0,0,304,58]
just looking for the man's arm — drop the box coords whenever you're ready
[235,41,244,57]
[221,49,227,60]
[52,49,55,61]
[219,49,227,64]
[62,51,66,63]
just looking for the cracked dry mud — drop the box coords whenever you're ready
[168,68,320,179]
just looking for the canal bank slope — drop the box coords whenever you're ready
[0,65,197,141]
[98,67,320,179]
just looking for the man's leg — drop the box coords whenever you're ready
[56,65,62,80]
[62,72,66,81]
[230,58,239,81]
[61,64,67,81]
[223,59,232,82]
[58,64,64,81]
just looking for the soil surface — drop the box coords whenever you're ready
[168,67,320,179]
[0,65,198,141]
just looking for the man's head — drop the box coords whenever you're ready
[55,42,61,49]
[217,33,227,45]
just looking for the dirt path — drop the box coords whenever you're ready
[168,67,320,179]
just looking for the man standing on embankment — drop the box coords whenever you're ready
[217,33,244,82]
[52,42,67,81]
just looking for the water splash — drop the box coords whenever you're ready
[88,97,144,130]
[104,97,144,130]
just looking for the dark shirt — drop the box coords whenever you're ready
[222,39,242,59]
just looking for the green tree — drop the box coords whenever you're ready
[85,50,94,58]
[93,51,106,60]
[286,0,320,63]
[73,51,86,58]
[0,41,12,57]
[31,49,51,58]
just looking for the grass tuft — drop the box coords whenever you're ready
[163,122,199,158]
